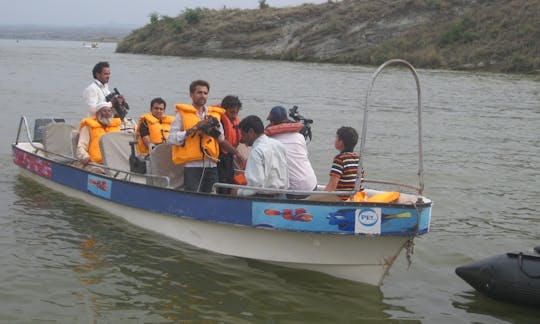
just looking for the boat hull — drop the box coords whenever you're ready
[456,251,540,307]
[13,143,431,285]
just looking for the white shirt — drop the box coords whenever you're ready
[270,132,317,191]
[83,79,110,116]
[167,106,225,168]
[76,125,91,161]
[237,134,289,197]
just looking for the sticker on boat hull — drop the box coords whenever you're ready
[87,175,111,199]
[355,208,381,234]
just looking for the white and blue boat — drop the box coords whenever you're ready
[11,60,432,286]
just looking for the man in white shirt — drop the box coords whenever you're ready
[236,115,288,197]
[83,61,111,117]
[266,106,317,197]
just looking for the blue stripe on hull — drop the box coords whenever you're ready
[13,144,431,236]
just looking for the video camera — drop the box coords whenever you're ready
[105,88,130,120]
[288,105,313,142]
[196,115,221,138]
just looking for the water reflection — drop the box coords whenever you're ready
[12,176,413,322]
[453,290,540,324]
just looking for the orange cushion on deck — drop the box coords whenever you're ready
[366,191,400,203]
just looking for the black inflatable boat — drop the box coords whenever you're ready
[455,246,540,307]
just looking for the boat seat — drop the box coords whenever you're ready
[99,132,136,177]
[147,144,184,189]
[33,118,66,143]
[42,122,78,162]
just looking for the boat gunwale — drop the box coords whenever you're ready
[11,141,432,210]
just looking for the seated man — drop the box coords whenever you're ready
[236,115,288,197]
[265,106,317,198]
[76,102,121,165]
[136,97,174,155]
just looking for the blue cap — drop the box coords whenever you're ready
[268,106,288,123]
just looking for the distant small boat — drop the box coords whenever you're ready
[455,246,540,307]
[82,42,99,49]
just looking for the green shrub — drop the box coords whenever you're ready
[259,0,270,9]
[439,17,477,46]
[149,12,159,25]
[183,8,203,24]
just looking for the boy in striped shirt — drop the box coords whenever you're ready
[324,126,360,200]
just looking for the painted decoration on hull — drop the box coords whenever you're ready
[252,203,420,234]
[13,149,52,179]
[87,175,112,199]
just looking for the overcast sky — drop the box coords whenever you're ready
[0,0,328,27]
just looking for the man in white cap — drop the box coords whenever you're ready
[76,102,121,165]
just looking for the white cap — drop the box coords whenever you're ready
[96,102,112,112]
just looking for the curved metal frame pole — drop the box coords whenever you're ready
[355,59,424,196]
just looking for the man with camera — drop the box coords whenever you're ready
[168,80,242,193]
[265,106,317,198]
[83,62,112,116]
[83,62,135,131]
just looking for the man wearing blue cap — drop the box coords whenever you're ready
[265,106,317,198]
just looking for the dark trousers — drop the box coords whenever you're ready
[217,153,234,194]
[184,167,218,193]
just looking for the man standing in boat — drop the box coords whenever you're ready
[216,95,243,194]
[265,106,317,198]
[168,80,242,193]
[83,61,126,117]
[236,115,288,197]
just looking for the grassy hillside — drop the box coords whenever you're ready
[116,0,539,74]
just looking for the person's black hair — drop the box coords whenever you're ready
[239,115,264,135]
[92,61,109,79]
[337,126,358,152]
[220,95,242,110]
[150,97,167,109]
[189,80,210,93]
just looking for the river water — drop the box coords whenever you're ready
[0,39,539,323]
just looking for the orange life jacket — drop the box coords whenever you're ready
[171,104,225,165]
[264,122,304,137]
[136,113,174,154]
[79,117,121,163]
[220,113,241,153]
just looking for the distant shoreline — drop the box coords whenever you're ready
[0,25,132,43]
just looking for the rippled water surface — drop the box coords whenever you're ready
[1,39,539,323]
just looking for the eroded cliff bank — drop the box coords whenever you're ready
[117,0,539,74]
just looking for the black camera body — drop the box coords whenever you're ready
[197,115,221,138]
[105,88,130,120]
[288,105,313,142]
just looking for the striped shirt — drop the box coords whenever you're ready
[329,151,360,199]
